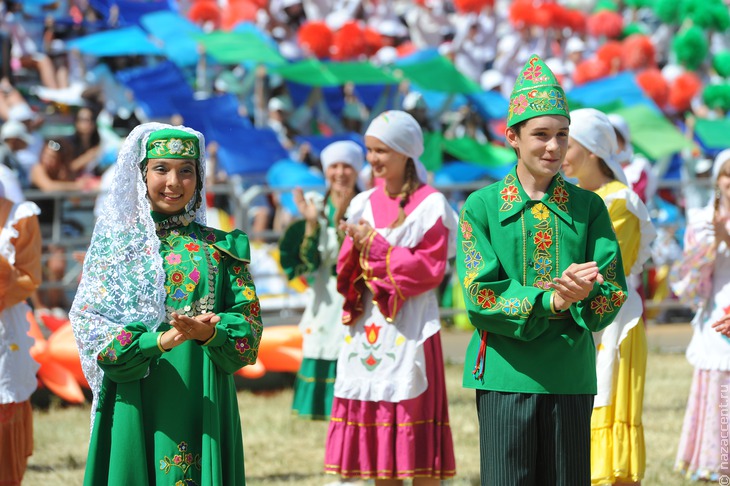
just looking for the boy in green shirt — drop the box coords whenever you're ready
[456,55,627,485]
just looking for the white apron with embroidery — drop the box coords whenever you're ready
[0,201,41,404]
[334,191,455,403]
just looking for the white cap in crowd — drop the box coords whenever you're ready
[0,120,32,146]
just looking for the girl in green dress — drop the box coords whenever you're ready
[70,123,263,485]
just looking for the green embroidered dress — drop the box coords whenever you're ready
[84,214,263,486]
[279,199,345,420]
[457,169,628,394]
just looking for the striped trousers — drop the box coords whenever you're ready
[476,390,594,486]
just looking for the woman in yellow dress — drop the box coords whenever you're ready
[561,108,656,485]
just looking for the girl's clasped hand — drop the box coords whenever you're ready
[161,312,221,350]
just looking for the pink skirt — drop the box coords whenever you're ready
[675,368,730,481]
[324,332,456,480]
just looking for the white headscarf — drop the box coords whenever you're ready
[607,113,634,166]
[70,123,207,415]
[320,140,364,174]
[712,148,730,183]
[569,108,629,186]
[365,110,428,183]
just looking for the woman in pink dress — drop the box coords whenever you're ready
[324,110,457,485]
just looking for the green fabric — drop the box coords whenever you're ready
[279,199,341,281]
[594,0,619,11]
[194,32,286,65]
[695,118,730,149]
[147,128,200,159]
[457,168,627,393]
[442,137,517,168]
[395,55,481,94]
[273,59,341,87]
[507,55,569,127]
[610,105,695,160]
[325,61,398,85]
[421,131,444,171]
[291,357,337,420]
[84,221,263,486]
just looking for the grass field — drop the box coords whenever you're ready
[24,335,698,485]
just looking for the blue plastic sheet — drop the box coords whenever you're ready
[266,159,325,216]
[115,61,194,118]
[66,26,164,56]
[140,11,201,67]
[212,127,289,176]
[89,0,175,25]
[567,71,659,112]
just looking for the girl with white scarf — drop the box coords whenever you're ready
[562,108,656,485]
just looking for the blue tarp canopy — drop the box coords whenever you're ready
[116,61,194,118]
[89,0,174,25]
[211,127,289,176]
[266,159,325,216]
[67,26,164,56]
[140,11,202,67]
[567,72,659,111]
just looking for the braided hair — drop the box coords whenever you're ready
[389,158,422,229]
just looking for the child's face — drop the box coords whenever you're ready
[365,135,408,185]
[146,158,198,215]
[561,137,592,181]
[507,115,569,182]
[326,162,358,194]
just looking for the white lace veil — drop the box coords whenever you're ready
[70,123,207,406]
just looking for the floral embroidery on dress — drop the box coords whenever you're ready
[347,322,396,371]
[159,441,201,481]
[460,215,532,319]
[116,330,132,346]
[499,174,523,211]
[548,178,569,211]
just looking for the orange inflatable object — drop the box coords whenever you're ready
[26,311,86,403]
[235,359,267,380]
[38,360,85,404]
[257,325,303,353]
[47,323,88,388]
[257,346,303,373]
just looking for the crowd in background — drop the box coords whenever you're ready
[1,0,730,315]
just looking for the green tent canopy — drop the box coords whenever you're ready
[193,32,286,65]
[694,118,730,151]
[421,131,444,171]
[611,105,695,160]
[393,55,481,94]
[442,137,517,167]
[272,58,341,86]
[325,61,398,85]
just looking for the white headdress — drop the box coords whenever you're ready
[569,108,629,186]
[365,110,428,183]
[320,140,364,175]
[70,123,207,408]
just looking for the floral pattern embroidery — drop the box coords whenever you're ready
[523,63,542,81]
[531,203,549,220]
[159,441,201,480]
[533,230,553,251]
[460,220,473,240]
[477,288,496,309]
[548,179,569,212]
[510,94,528,116]
[116,330,132,346]
[590,295,611,316]
[499,174,523,211]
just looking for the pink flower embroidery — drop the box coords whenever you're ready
[511,94,528,116]
[116,330,132,346]
[165,253,182,265]
[235,338,250,354]
[523,63,542,81]
[461,220,473,240]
